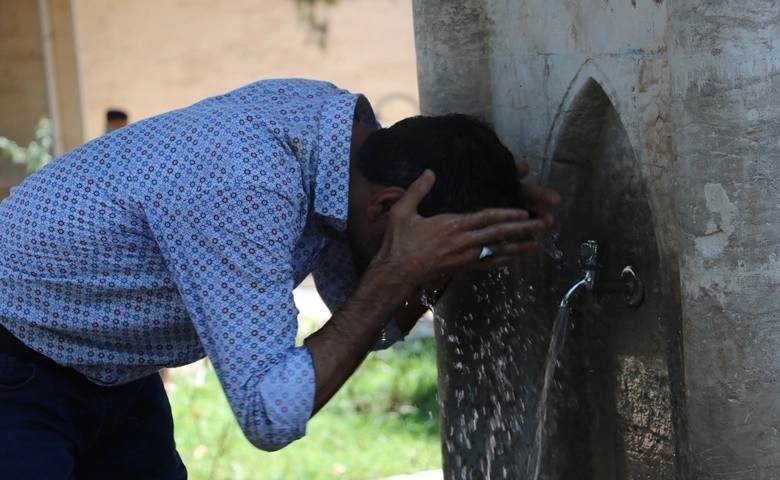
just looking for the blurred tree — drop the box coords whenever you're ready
[296,0,339,47]
[0,118,54,173]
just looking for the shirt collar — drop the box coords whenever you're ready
[314,94,359,232]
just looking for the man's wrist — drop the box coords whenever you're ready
[360,257,419,311]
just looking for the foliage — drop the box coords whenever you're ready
[0,118,54,173]
[295,0,340,47]
[169,338,441,480]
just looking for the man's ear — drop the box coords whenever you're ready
[367,187,406,220]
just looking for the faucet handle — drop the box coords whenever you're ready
[579,240,609,271]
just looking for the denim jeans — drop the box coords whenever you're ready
[0,353,187,479]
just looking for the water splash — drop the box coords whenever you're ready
[421,289,437,311]
[436,268,554,478]
[528,305,573,479]
[534,230,563,261]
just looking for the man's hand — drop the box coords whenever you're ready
[304,167,562,416]
[516,162,563,229]
[369,169,554,293]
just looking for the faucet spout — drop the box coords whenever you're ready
[560,270,596,308]
[558,240,645,308]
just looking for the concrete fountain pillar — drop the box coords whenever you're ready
[414,0,778,478]
[667,2,780,477]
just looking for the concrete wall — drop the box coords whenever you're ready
[414,0,778,478]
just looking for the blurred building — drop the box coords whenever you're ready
[0,0,418,198]
[0,1,82,197]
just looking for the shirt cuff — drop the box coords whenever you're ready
[242,345,315,451]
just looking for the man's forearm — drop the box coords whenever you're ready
[303,259,414,415]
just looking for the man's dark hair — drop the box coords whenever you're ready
[106,110,128,121]
[356,114,523,216]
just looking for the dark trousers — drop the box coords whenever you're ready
[0,327,187,479]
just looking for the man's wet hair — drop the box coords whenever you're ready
[356,114,523,216]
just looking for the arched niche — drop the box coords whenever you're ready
[541,77,677,479]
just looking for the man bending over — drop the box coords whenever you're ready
[0,79,560,478]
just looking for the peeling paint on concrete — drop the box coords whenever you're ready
[694,183,738,258]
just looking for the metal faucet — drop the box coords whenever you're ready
[559,240,644,308]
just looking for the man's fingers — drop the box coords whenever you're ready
[468,218,547,246]
[395,169,436,214]
[444,238,541,272]
[536,211,557,229]
[444,214,547,251]
[475,238,540,261]
[432,209,545,255]
[516,162,531,179]
[447,207,531,231]
[521,183,562,207]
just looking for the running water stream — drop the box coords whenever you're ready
[429,239,576,479]
[528,305,573,479]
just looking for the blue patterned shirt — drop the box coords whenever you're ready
[0,79,372,450]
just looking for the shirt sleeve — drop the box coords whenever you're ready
[148,182,314,451]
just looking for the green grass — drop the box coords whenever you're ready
[169,338,441,480]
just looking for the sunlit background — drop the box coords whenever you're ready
[74,0,420,139]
